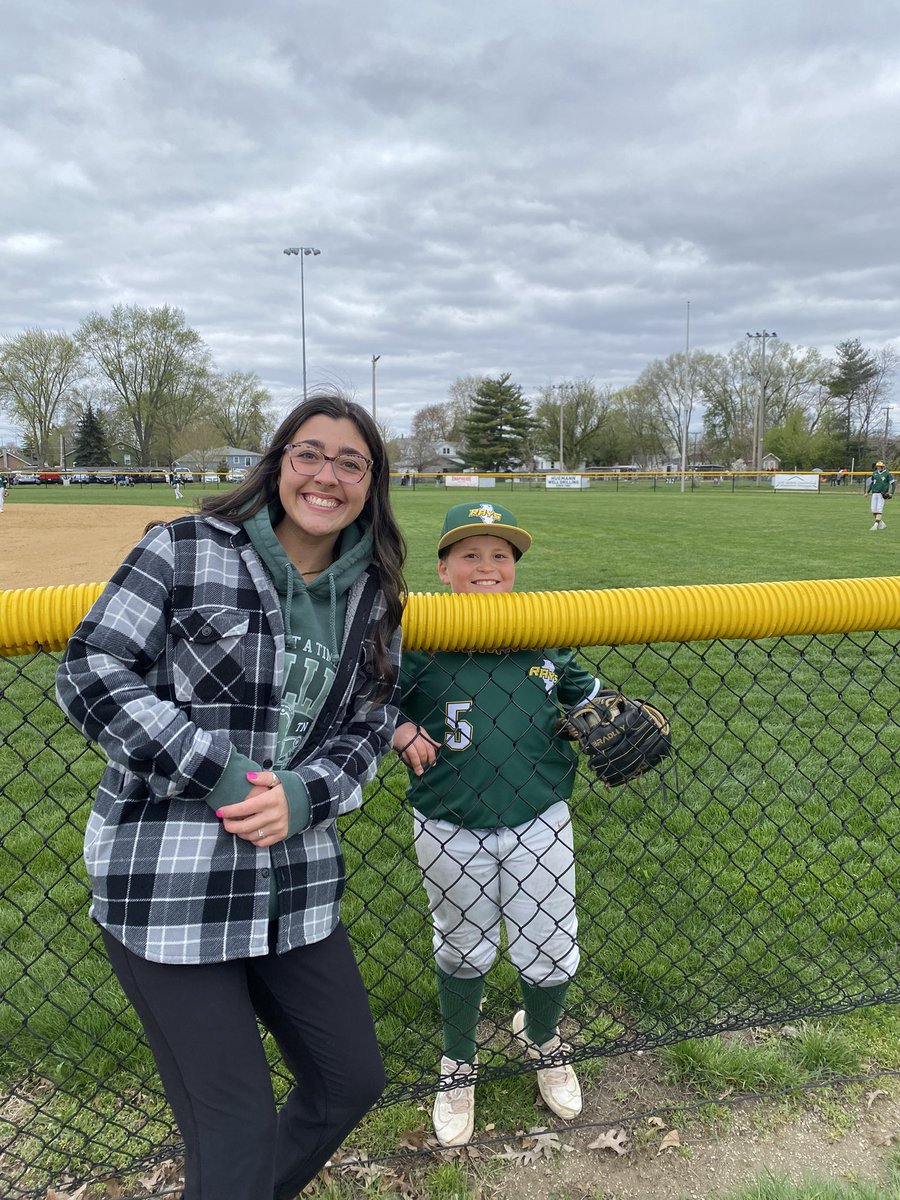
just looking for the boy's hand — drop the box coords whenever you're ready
[393,722,440,776]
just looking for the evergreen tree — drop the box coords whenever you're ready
[72,402,113,465]
[461,374,533,472]
[827,338,878,453]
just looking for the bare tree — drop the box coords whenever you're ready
[0,329,84,464]
[77,305,209,465]
[532,379,612,467]
[411,403,454,443]
[207,370,274,451]
[447,374,485,441]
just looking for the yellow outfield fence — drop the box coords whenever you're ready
[1,578,898,1197]
[6,574,900,657]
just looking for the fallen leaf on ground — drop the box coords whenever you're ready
[587,1127,631,1156]
[397,1123,429,1150]
[658,1129,682,1154]
[865,1089,888,1110]
[646,1116,666,1129]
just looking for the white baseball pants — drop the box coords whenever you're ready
[413,800,580,985]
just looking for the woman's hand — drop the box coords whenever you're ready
[217,771,289,846]
[393,722,440,776]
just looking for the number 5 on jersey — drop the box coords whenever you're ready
[444,701,474,751]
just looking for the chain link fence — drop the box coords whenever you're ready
[2,617,898,1197]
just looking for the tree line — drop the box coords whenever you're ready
[0,306,276,468]
[405,338,897,472]
[1,307,895,473]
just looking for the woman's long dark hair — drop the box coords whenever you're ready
[202,390,406,695]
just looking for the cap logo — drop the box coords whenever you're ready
[469,503,501,525]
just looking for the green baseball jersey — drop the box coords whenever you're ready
[399,647,601,828]
[868,468,894,495]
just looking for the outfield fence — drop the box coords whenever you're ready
[1,579,899,1197]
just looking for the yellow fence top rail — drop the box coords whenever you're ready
[4,576,900,658]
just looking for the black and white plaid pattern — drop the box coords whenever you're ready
[56,514,400,964]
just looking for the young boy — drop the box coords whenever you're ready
[394,502,603,1146]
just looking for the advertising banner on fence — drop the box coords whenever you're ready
[444,474,496,488]
[771,473,820,492]
[546,474,590,489]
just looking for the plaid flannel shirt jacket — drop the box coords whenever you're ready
[55,514,400,964]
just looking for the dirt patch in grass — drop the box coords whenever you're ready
[1,503,184,590]
[470,1051,899,1200]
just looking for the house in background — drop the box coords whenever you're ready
[174,446,263,480]
[1,448,34,473]
[393,439,467,476]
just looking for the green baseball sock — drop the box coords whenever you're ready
[519,979,569,1047]
[436,967,485,1063]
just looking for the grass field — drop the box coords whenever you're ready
[4,478,895,591]
[1,485,899,1193]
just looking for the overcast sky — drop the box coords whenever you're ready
[2,0,899,444]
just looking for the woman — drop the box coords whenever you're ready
[56,392,406,1200]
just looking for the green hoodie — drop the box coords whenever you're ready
[204,507,374,843]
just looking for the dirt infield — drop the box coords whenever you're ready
[1,504,185,591]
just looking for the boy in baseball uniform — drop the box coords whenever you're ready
[394,502,602,1146]
[866,460,895,530]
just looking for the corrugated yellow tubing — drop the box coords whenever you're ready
[4,577,900,659]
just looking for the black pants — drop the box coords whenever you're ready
[102,923,385,1200]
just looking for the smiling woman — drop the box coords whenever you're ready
[53,390,408,1200]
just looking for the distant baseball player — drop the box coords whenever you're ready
[866,460,895,531]
[393,502,603,1145]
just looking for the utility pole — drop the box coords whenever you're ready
[558,387,565,471]
[371,355,380,420]
[747,330,778,474]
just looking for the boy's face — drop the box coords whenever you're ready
[437,534,517,594]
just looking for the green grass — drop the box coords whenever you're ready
[2,485,899,1195]
[5,479,896,590]
[716,1153,900,1200]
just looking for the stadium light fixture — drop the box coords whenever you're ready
[283,246,322,400]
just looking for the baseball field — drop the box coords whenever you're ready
[1,479,894,593]
[2,481,899,1196]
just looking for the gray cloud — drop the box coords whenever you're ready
[1,0,898,438]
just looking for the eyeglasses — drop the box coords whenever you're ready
[284,442,373,484]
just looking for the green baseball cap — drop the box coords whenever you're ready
[437,501,532,556]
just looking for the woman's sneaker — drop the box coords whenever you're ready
[512,1010,582,1120]
[433,1055,477,1146]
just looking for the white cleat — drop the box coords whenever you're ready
[433,1056,477,1146]
[512,1010,582,1120]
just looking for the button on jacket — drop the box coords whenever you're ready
[55,514,400,965]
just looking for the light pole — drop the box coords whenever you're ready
[680,300,691,493]
[283,246,321,400]
[371,354,380,420]
[747,330,777,473]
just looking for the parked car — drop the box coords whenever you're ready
[14,473,40,484]
[70,473,91,484]
[39,472,64,484]
[203,473,220,483]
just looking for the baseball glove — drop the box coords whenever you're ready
[557,691,672,785]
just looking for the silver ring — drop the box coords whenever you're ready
[257,828,265,840]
